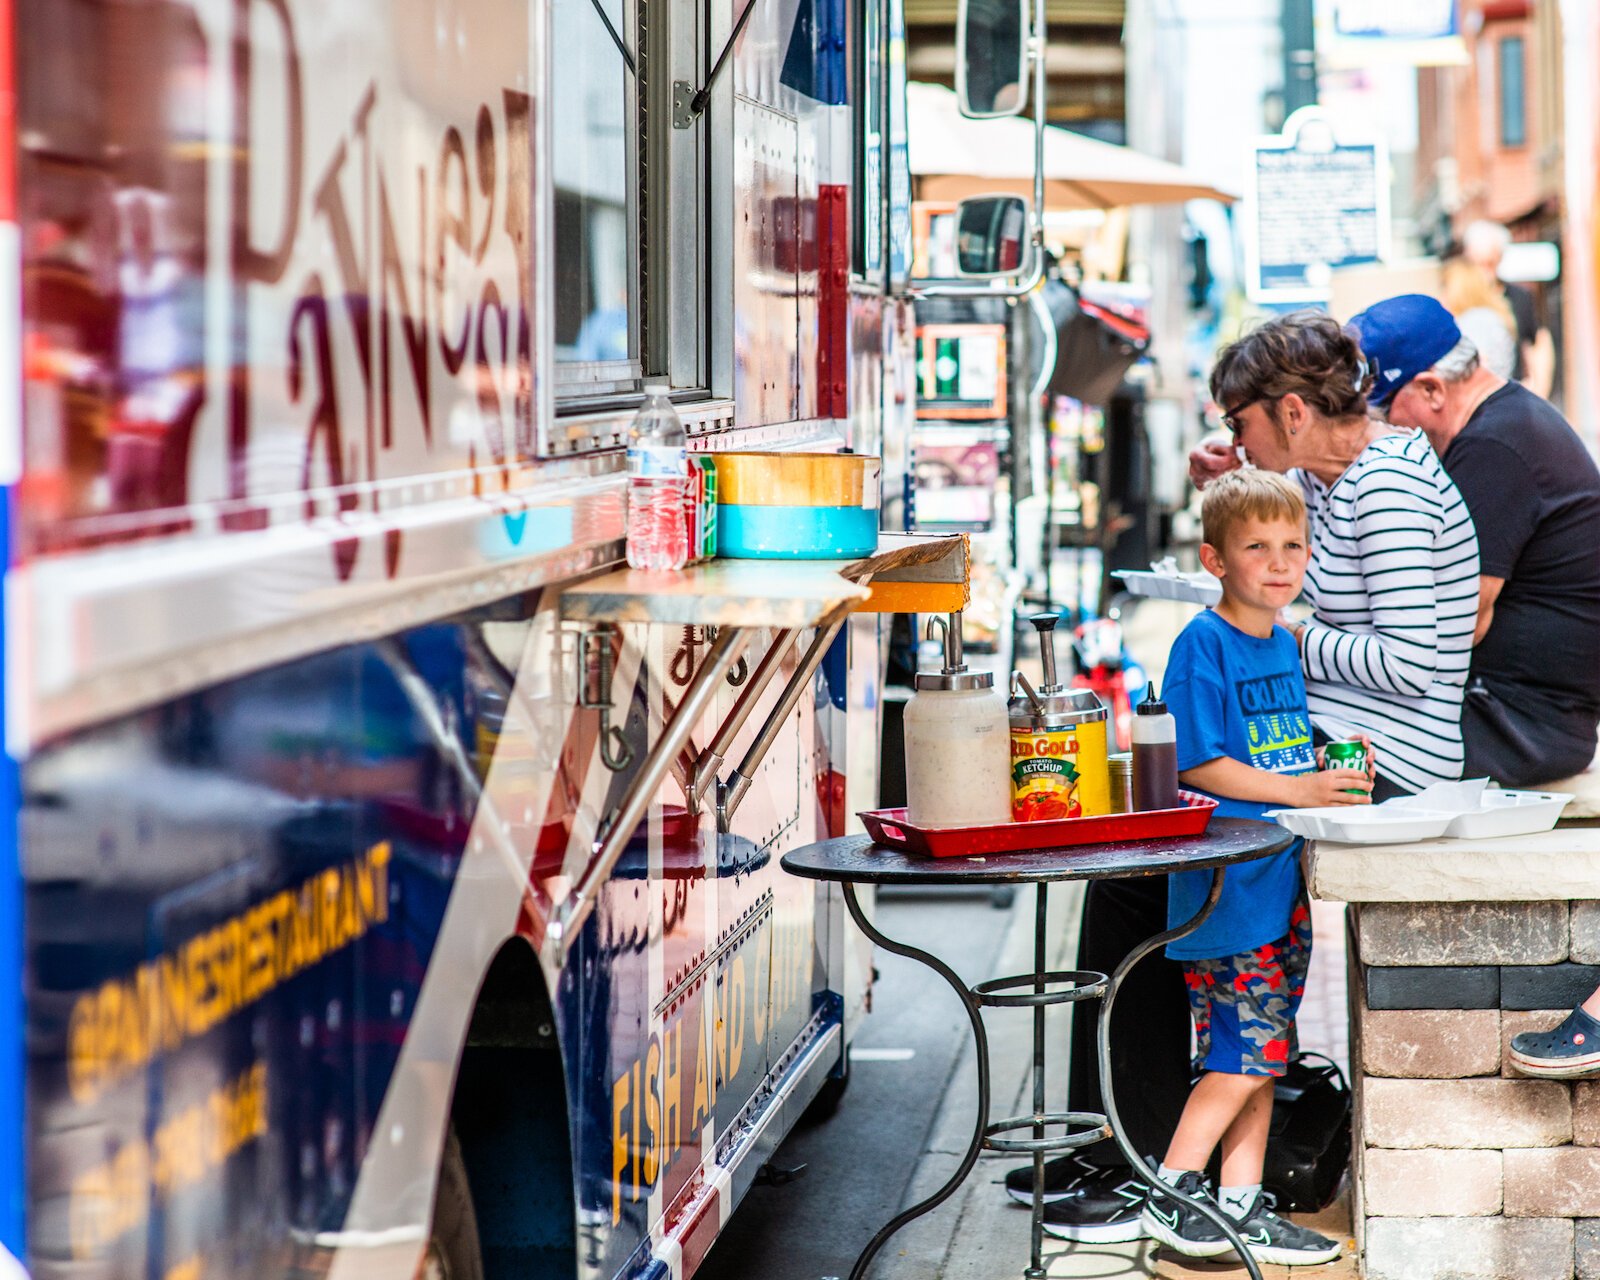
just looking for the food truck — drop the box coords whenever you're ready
[0,0,978,1275]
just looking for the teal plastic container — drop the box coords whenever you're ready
[716,504,879,559]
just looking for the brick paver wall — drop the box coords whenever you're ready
[1350,900,1600,1280]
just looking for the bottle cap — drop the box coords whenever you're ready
[1137,687,1168,716]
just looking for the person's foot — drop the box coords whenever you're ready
[1222,1192,1343,1266]
[1510,1005,1600,1078]
[1039,1168,1148,1243]
[1139,1170,1231,1259]
[1002,1152,1108,1205]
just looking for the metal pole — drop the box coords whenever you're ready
[1027,883,1048,1279]
[1282,0,1318,116]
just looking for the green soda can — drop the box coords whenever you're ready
[1323,738,1369,794]
[697,456,717,559]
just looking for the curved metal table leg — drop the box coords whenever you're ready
[841,883,991,1280]
[1095,866,1267,1280]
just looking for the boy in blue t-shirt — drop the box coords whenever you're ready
[1139,470,1372,1267]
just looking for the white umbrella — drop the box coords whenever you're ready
[907,81,1237,209]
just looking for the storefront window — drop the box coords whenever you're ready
[1499,35,1526,149]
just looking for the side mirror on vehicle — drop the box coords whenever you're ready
[954,195,1030,277]
[955,0,1029,119]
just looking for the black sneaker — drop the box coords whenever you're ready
[1040,1168,1148,1243]
[1002,1152,1106,1205]
[1139,1171,1231,1259]
[1224,1192,1343,1266]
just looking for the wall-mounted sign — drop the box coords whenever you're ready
[1327,0,1467,67]
[1244,108,1391,304]
[1334,0,1457,40]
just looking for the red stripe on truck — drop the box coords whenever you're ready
[817,183,849,421]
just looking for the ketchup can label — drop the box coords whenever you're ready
[1010,720,1110,821]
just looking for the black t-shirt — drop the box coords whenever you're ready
[1441,382,1600,714]
[1503,283,1537,380]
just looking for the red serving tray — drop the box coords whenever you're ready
[857,792,1218,858]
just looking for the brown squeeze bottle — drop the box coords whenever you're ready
[1131,688,1180,812]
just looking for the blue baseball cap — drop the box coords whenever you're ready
[1347,294,1463,406]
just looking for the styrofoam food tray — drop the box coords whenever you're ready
[1112,569,1223,606]
[1265,806,1457,844]
[1445,790,1572,839]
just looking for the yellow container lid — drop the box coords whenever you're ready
[712,452,882,508]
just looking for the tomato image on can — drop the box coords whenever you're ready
[1010,722,1111,821]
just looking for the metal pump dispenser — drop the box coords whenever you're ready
[903,612,1011,826]
[915,613,992,692]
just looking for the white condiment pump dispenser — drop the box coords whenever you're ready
[903,612,1012,827]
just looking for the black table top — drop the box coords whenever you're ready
[779,817,1294,887]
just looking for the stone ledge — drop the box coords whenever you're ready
[1308,827,1600,904]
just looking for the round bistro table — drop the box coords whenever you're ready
[781,817,1295,1280]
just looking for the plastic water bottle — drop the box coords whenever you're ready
[625,383,689,571]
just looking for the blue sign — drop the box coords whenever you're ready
[1246,109,1388,303]
[1334,0,1458,41]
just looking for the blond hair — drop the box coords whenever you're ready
[1201,469,1307,551]
[1442,257,1515,332]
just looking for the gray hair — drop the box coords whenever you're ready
[1454,308,1516,379]
[1430,335,1481,382]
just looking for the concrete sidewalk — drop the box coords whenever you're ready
[873,879,1358,1279]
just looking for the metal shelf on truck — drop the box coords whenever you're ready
[544,533,970,964]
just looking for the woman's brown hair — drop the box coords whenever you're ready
[1209,311,1371,422]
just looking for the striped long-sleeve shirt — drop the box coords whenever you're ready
[1293,431,1480,794]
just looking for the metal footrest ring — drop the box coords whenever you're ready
[983,1110,1112,1154]
[971,969,1109,1008]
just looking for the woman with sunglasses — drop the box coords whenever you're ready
[1199,312,1480,800]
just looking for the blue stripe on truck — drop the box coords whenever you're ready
[0,483,23,1259]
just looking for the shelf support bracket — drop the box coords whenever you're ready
[717,616,847,833]
[687,627,802,810]
[544,625,750,967]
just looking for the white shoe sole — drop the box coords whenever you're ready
[1140,1212,1231,1259]
[1004,1186,1081,1206]
[1041,1217,1146,1244]
[1510,1048,1600,1079]
[1224,1242,1344,1267]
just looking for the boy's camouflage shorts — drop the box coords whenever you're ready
[1180,895,1313,1077]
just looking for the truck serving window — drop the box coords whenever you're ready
[852,0,910,288]
[554,0,642,397]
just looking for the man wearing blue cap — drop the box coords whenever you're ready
[1346,294,1600,789]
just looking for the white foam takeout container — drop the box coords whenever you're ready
[1267,785,1573,845]
[1443,790,1572,839]
[1112,569,1222,606]
[1265,806,1457,844]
